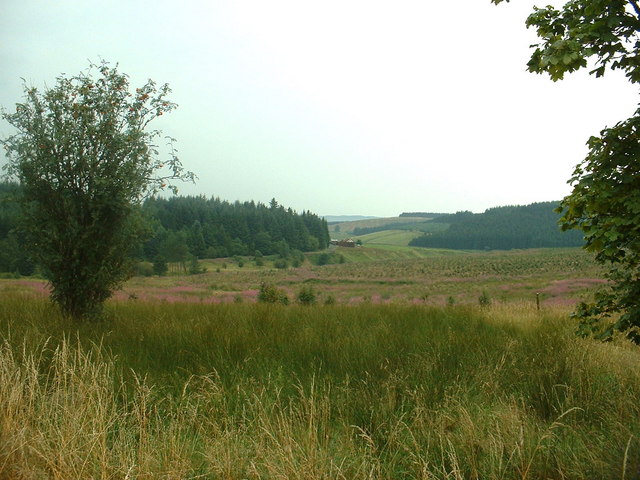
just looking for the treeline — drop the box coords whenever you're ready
[0,182,32,275]
[409,202,584,250]
[399,212,446,218]
[352,221,448,237]
[0,182,330,274]
[141,196,330,262]
[352,222,424,236]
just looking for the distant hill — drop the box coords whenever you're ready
[409,201,584,250]
[399,212,448,218]
[329,216,432,234]
[324,215,379,223]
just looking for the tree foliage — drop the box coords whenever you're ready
[0,61,194,319]
[0,184,330,273]
[409,202,583,250]
[257,282,289,305]
[494,0,640,341]
[141,195,329,260]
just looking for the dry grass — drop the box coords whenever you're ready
[0,299,639,479]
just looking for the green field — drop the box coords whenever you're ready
[329,215,448,245]
[329,216,431,234]
[357,229,427,246]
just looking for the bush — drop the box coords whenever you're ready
[315,252,345,266]
[479,291,491,307]
[324,294,336,305]
[135,262,154,277]
[316,253,331,266]
[291,249,305,266]
[297,285,317,306]
[257,282,289,305]
[274,259,288,269]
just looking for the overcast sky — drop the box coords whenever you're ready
[1,0,638,217]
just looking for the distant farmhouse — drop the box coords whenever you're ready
[330,239,356,247]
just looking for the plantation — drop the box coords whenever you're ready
[0,247,605,308]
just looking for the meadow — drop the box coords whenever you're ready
[328,216,432,234]
[1,246,638,479]
[0,246,606,308]
[1,298,639,479]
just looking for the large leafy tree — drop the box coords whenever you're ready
[1,61,194,319]
[493,0,640,341]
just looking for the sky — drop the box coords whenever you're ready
[1,0,638,217]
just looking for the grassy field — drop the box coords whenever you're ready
[356,229,425,246]
[0,247,605,310]
[329,216,431,234]
[0,296,639,479]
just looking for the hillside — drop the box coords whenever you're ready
[356,230,426,247]
[323,215,378,223]
[327,201,585,251]
[409,201,584,250]
[329,216,433,235]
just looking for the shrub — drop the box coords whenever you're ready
[316,253,331,266]
[135,262,154,277]
[323,294,336,305]
[297,285,317,306]
[257,282,289,305]
[274,259,288,269]
[479,290,491,307]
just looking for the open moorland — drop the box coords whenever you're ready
[0,246,606,309]
[2,246,639,478]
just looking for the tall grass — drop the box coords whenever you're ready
[0,295,639,478]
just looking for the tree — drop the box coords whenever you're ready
[152,255,168,276]
[0,61,194,319]
[493,0,640,341]
[162,231,191,273]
